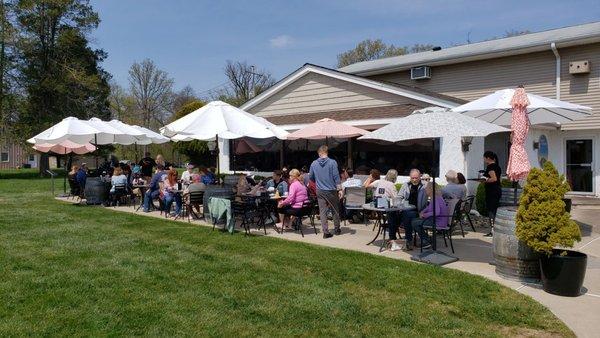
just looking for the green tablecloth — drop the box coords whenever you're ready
[208,197,234,233]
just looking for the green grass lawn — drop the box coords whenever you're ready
[0,179,573,336]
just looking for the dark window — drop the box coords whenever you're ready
[0,152,8,162]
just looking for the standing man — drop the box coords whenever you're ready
[309,145,341,239]
[138,152,155,181]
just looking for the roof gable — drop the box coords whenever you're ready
[240,64,461,113]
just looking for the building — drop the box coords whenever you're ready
[227,21,600,196]
[0,140,39,170]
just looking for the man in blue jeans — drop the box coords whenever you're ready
[143,164,166,212]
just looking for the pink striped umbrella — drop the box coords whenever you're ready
[33,140,96,155]
[507,87,531,181]
[286,118,368,140]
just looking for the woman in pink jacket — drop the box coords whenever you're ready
[277,169,309,230]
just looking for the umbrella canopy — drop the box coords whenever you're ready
[131,125,170,144]
[27,117,102,145]
[286,118,368,140]
[106,120,147,142]
[359,107,509,143]
[85,118,138,145]
[450,89,592,126]
[33,140,96,155]
[507,88,531,181]
[160,100,286,141]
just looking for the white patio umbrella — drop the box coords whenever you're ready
[359,107,509,265]
[450,89,592,126]
[27,116,102,145]
[131,125,170,145]
[161,100,288,173]
[161,100,284,141]
[85,117,138,145]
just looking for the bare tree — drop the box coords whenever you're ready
[128,59,174,128]
[171,85,197,113]
[223,60,275,106]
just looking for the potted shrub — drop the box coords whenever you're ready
[515,161,586,297]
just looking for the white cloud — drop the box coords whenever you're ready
[269,35,294,48]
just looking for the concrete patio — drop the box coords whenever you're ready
[62,197,600,337]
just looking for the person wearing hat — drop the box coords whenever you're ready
[181,163,195,185]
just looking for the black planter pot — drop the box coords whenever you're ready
[539,249,587,297]
[562,198,572,213]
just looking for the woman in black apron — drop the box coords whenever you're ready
[483,151,501,237]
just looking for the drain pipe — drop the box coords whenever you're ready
[551,42,561,100]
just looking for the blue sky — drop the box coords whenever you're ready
[90,0,600,96]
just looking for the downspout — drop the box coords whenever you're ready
[551,42,561,100]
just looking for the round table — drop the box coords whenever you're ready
[362,203,416,252]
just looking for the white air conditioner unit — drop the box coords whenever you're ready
[410,66,431,80]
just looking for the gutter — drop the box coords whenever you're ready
[551,42,561,100]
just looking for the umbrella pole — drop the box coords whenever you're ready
[94,135,98,169]
[232,139,236,174]
[135,143,138,162]
[215,134,220,177]
[411,138,458,266]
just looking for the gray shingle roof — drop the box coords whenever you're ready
[339,21,600,76]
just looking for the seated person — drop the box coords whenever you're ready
[236,173,252,196]
[276,169,308,230]
[362,169,381,188]
[162,169,182,217]
[404,182,449,251]
[75,164,87,189]
[370,169,402,245]
[68,165,81,195]
[340,169,364,222]
[396,169,428,240]
[109,167,129,205]
[266,169,288,196]
[183,174,206,216]
[142,164,166,212]
[442,170,467,216]
[198,166,215,185]
[181,163,195,185]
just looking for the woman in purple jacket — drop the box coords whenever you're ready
[403,182,449,251]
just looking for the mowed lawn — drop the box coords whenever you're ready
[0,179,572,337]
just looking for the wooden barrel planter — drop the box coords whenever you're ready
[84,177,110,205]
[493,206,541,282]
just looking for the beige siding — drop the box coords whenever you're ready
[370,43,600,129]
[249,72,417,117]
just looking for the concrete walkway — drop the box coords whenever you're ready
[62,198,600,337]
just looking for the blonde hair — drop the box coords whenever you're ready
[69,165,79,175]
[385,169,398,183]
[289,168,300,179]
[425,182,442,196]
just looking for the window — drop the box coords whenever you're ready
[28,154,35,162]
[0,152,8,162]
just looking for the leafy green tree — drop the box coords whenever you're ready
[14,0,110,173]
[172,100,210,164]
[516,161,581,255]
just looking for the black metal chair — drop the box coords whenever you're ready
[461,195,476,232]
[232,200,257,235]
[419,200,462,254]
[290,199,319,237]
[184,191,205,223]
[67,177,83,201]
[111,184,130,207]
[342,187,366,226]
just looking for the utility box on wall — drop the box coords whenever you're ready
[569,60,590,74]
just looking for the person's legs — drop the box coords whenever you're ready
[411,217,432,246]
[316,190,331,234]
[387,211,400,240]
[164,194,174,214]
[326,191,341,231]
[400,210,418,242]
[143,190,153,212]
[174,194,182,214]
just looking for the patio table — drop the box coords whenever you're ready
[363,203,415,252]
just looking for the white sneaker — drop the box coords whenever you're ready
[390,240,402,251]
